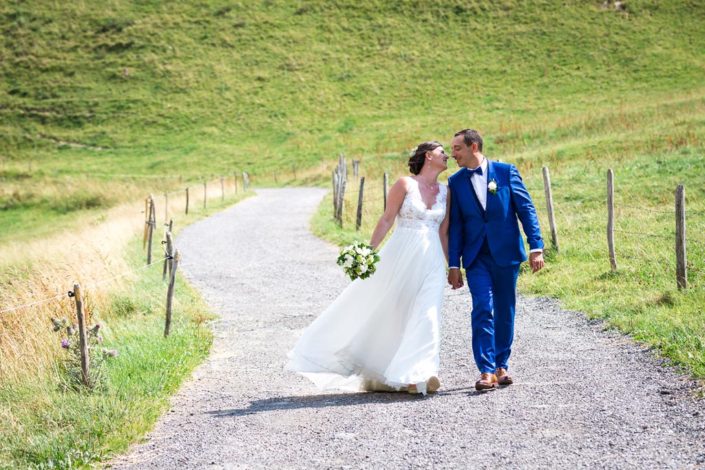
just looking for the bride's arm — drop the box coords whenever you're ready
[439,190,450,263]
[369,178,408,250]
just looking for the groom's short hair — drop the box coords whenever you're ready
[454,129,483,152]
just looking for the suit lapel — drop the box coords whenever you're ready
[485,160,498,216]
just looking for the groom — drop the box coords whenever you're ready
[447,129,545,391]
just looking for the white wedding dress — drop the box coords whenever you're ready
[287,180,447,395]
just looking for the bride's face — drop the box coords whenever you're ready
[427,146,449,171]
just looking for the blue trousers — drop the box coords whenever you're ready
[465,252,520,374]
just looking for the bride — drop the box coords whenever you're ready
[286,141,450,395]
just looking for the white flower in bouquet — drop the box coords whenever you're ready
[336,241,381,281]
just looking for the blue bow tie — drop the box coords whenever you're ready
[467,166,483,177]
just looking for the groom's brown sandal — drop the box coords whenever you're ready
[496,368,513,386]
[475,373,498,391]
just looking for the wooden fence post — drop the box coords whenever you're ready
[356,177,365,231]
[352,160,359,178]
[341,155,347,181]
[72,284,90,387]
[162,231,174,281]
[164,249,181,337]
[332,171,338,216]
[185,187,189,215]
[383,172,388,211]
[203,181,207,209]
[339,154,347,182]
[164,192,169,223]
[143,197,150,249]
[334,161,346,226]
[147,196,155,264]
[243,172,250,191]
[675,184,687,289]
[220,176,225,201]
[542,166,559,253]
[607,169,617,271]
[233,172,238,194]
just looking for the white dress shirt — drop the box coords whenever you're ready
[469,159,489,210]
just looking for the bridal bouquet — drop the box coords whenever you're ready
[337,242,380,281]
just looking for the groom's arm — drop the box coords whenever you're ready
[448,182,463,268]
[447,181,464,288]
[509,165,545,272]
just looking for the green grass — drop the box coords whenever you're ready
[0,247,211,467]
[518,148,705,378]
[0,318,210,468]
[0,190,254,468]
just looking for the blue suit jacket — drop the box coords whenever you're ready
[448,160,544,268]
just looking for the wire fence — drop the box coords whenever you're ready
[331,158,704,290]
[0,169,257,321]
[3,159,703,330]
[0,256,172,316]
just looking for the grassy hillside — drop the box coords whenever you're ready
[3,0,705,173]
[3,0,705,241]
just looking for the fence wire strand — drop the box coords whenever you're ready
[0,256,169,316]
[1,172,252,318]
[613,229,673,240]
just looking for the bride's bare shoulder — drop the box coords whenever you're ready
[392,176,413,189]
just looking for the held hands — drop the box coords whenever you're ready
[529,251,545,273]
[447,269,464,289]
[448,252,543,289]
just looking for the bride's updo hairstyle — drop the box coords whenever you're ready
[408,141,442,175]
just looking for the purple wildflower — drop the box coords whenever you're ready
[61,339,70,349]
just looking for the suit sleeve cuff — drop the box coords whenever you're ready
[529,248,543,253]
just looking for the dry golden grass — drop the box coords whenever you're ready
[0,176,240,383]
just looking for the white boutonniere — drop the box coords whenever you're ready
[488,179,498,195]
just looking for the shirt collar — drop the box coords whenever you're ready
[468,158,488,174]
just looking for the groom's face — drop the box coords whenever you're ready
[451,135,473,168]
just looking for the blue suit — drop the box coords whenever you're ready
[448,161,543,374]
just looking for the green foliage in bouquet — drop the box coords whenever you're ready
[336,241,380,281]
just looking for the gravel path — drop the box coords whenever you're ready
[111,188,705,469]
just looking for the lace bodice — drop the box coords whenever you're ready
[396,179,447,231]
